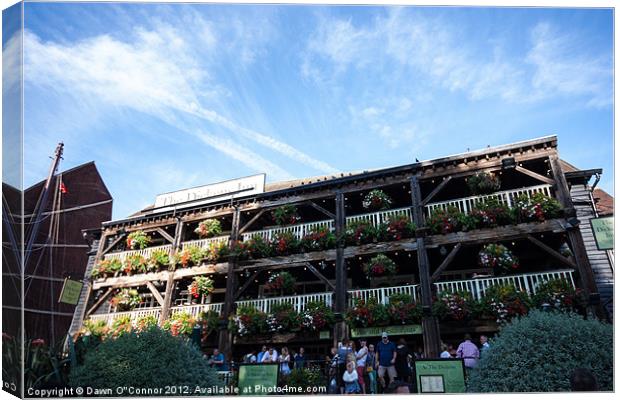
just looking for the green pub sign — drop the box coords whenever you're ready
[590,216,614,251]
[237,364,279,396]
[350,324,422,338]
[58,278,83,305]
[414,359,466,393]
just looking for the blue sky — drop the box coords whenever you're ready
[16,3,613,219]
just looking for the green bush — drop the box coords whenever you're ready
[467,311,613,392]
[69,327,221,394]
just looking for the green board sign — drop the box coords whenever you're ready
[238,364,279,396]
[58,278,83,305]
[414,359,466,393]
[590,216,614,250]
[319,330,331,339]
[350,324,422,338]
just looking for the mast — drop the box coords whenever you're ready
[24,142,64,267]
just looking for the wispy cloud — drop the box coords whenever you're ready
[23,20,337,179]
[304,9,612,108]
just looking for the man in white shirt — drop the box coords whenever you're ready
[261,346,279,363]
[356,339,368,394]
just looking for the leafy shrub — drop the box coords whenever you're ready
[287,366,327,393]
[188,276,215,299]
[109,315,133,338]
[69,327,221,394]
[467,311,612,392]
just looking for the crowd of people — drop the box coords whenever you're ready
[204,332,493,394]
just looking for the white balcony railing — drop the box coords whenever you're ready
[348,284,419,306]
[346,207,412,227]
[236,292,333,313]
[434,269,575,300]
[425,184,553,216]
[181,236,229,251]
[170,303,224,318]
[88,308,161,327]
[241,220,334,242]
[88,270,574,325]
[103,244,174,262]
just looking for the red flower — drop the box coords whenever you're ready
[31,338,45,347]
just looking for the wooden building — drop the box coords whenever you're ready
[73,135,613,361]
[2,162,113,343]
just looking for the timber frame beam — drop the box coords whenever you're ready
[422,176,452,205]
[100,233,127,256]
[515,165,555,185]
[526,235,576,269]
[430,243,462,283]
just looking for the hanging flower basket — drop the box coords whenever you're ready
[188,276,214,299]
[272,205,300,226]
[363,189,392,211]
[264,271,296,294]
[363,254,397,279]
[478,244,519,274]
[126,231,150,250]
[467,172,501,195]
[110,289,142,311]
[194,219,223,238]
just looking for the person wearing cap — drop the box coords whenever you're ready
[376,332,397,390]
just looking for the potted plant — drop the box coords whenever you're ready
[147,249,170,272]
[363,189,392,211]
[301,301,335,331]
[135,315,158,332]
[110,289,142,311]
[432,291,475,321]
[478,243,519,274]
[126,230,150,250]
[194,219,223,238]
[427,206,474,234]
[345,221,377,245]
[363,254,397,279]
[264,271,296,295]
[204,241,229,263]
[172,246,204,268]
[383,214,416,241]
[271,232,300,256]
[124,253,147,275]
[245,234,273,259]
[481,284,531,324]
[346,297,390,328]
[231,306,268,337]
[92,258,122,279]
[272,204,300,226]
[187,276,215,300]
[467,172,501,195]
[388,293,422,325]
[199,310,222,337]
[469,198,514,229]
[532,279,587,313]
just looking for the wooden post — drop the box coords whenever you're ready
[333,191,348,345]
[159,218,184,325]
[219,207,241,359]
[411,175,441,358]
[549,155,601,317]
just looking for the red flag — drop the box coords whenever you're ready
[60,182,68,194]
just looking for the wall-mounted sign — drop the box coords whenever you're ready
[590,216,614,251]
[154,174,266,209]
[350,324,422,338]
[238,363,279,396]
[58,278,83,305]
[414,359,466,393]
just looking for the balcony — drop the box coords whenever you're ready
[425,184,552,215]
[434,269,575,300]
[182,236,229,251]
[103,244,174,262]
[87,269,574,326]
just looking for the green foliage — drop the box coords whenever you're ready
[302,301,335,331]
[467,172,501,195]
[172,246,204,268]
[265,271,296,294]
[531,279,587,312]
[80,319,109,338]
[346,297,390,328]
[162,312,197,336]
[482,284,531,323]
[232,306,268,336]
[388,294,422,324]
[287,365,327,393]
[513,193,563,223]
[109,315,133,338]
[271,232,300,255]
[135,315,159,332]
[467,311,613,392]
[125,253,148,275]
[432,291,476,321]
[199,310,221,336]
[478,243,520,274]
[92,258,123,279]
[69,327,222,394]
[382,213,416,241]
[427,206,470,234]
[110,289,142,311]
[470,198,515,228]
